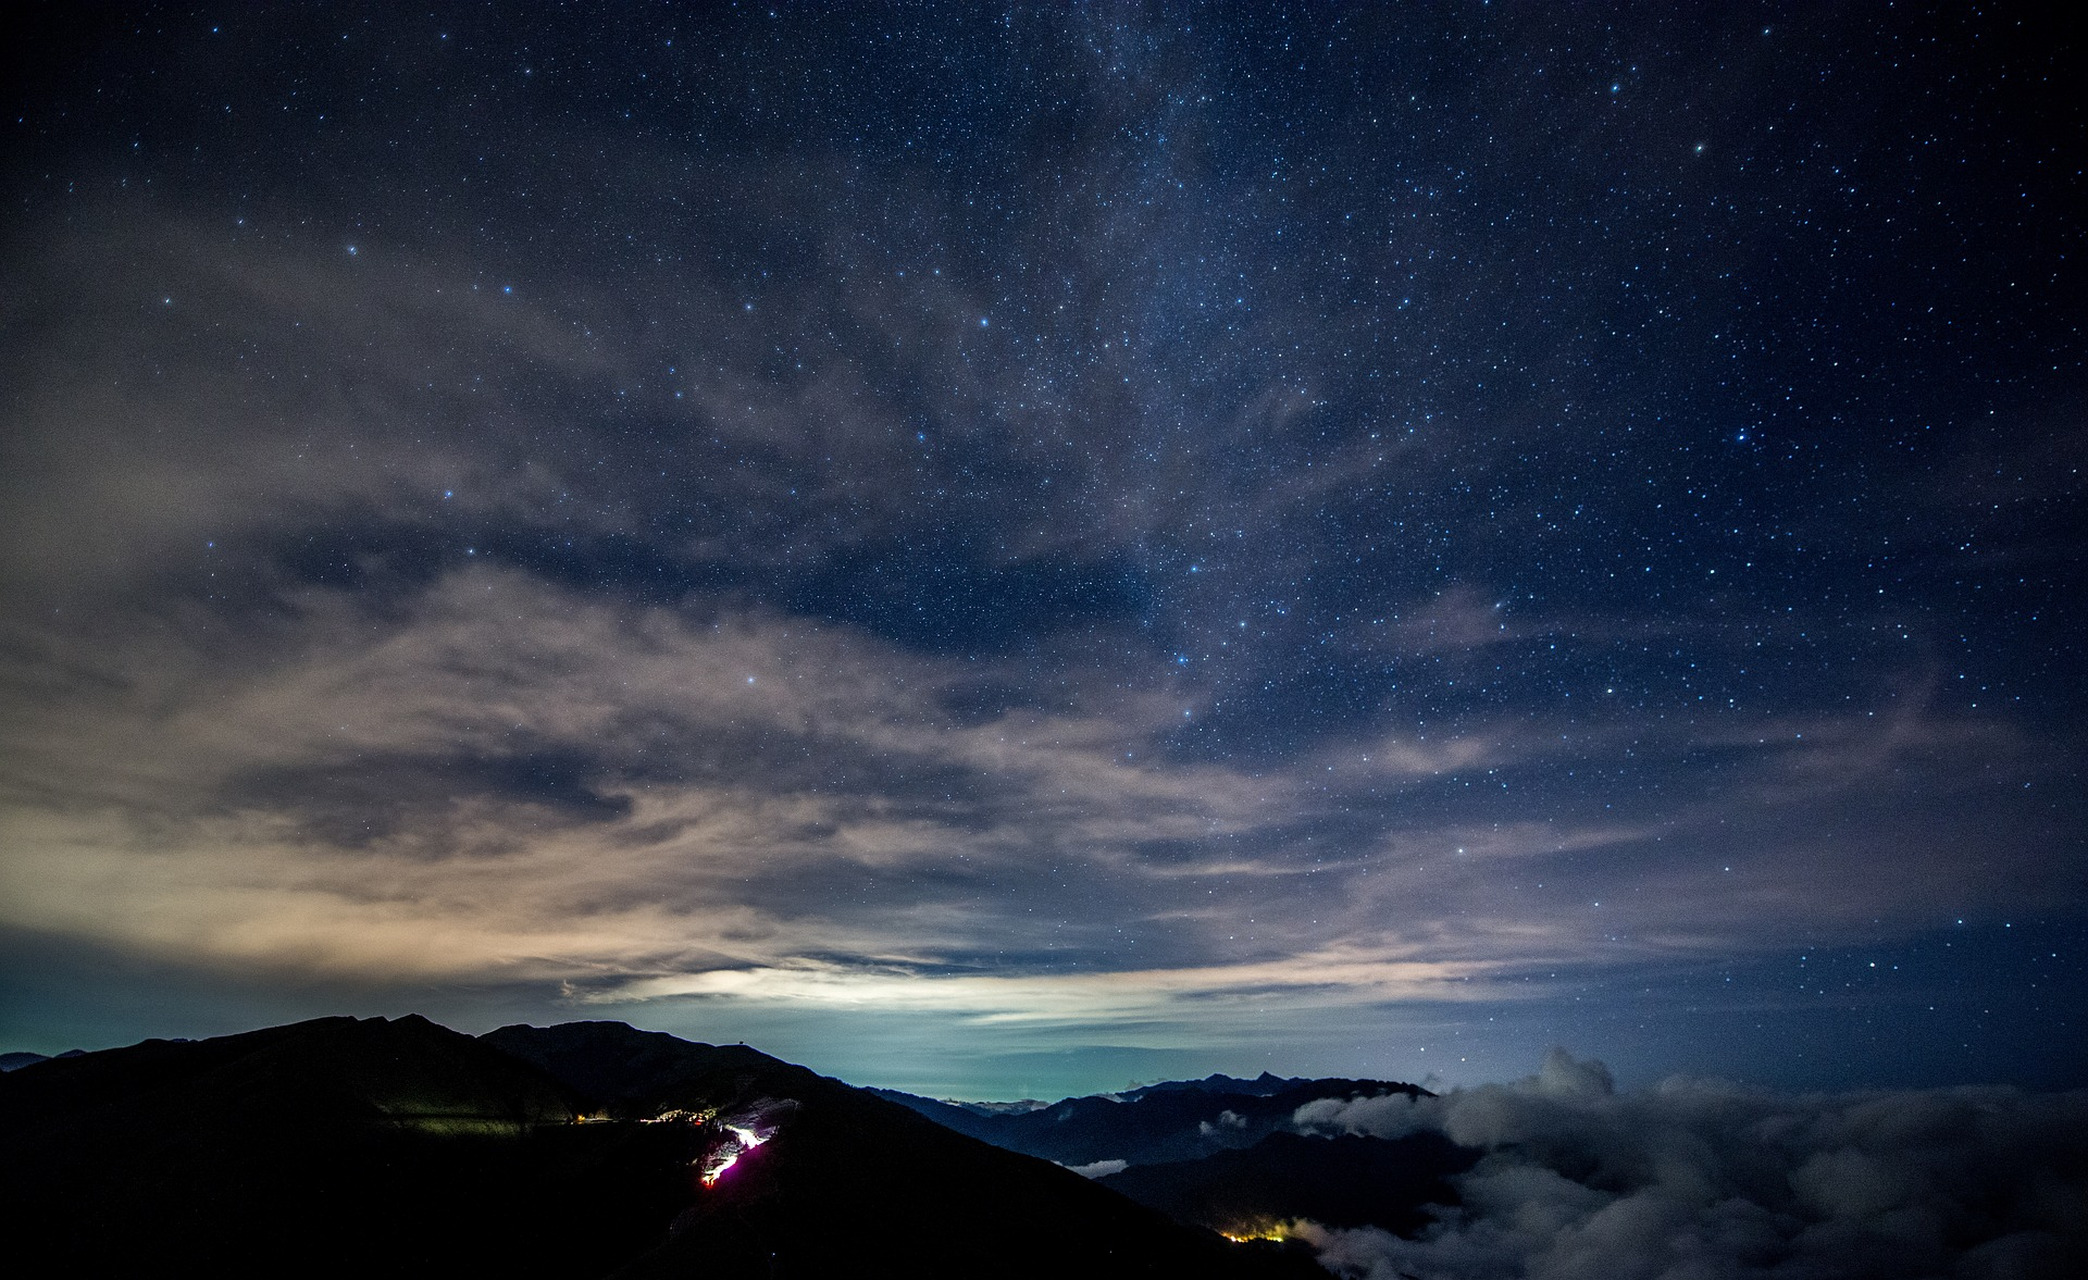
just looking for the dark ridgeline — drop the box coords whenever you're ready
[874,1073,1474,1238]
[0,1015,693,1277]
[876,1071,1434,1166]
[0,1014,1322,1279]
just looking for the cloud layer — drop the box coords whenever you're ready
[1291,1051,2088,1279]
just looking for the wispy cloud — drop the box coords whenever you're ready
[4,553,2071,1040]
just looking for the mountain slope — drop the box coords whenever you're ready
[0,1015,692,1277]
[0,1015,1320,1279]
[483,1021,1323,1279]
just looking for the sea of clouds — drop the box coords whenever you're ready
[1286,1050,2086,1280]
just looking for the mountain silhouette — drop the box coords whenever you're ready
[0,1015,1322,1279]
[875,1073,1433,1167]
[0,1015,686,1277]
[871,1072,1472,1244]
[1123,1071,1303,1099]
[485,1020,1322,1278]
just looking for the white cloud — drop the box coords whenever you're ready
[1286,1050,2088,1280]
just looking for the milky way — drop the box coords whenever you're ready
[1,4,2080,1097]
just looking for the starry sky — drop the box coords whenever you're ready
[2,3,2082,1100]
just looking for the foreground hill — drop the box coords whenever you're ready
[484,1020,1321,1278]
[0,1015,1319,1280]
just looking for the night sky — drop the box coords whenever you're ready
[3,3,2082,1100]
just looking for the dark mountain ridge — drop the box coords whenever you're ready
[0,1013,575,1131]
[0,1014,1320,1279]
[1124,1070,1304,1100]
[870,1069,1470,1242]
[876,1072,1432,1167]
